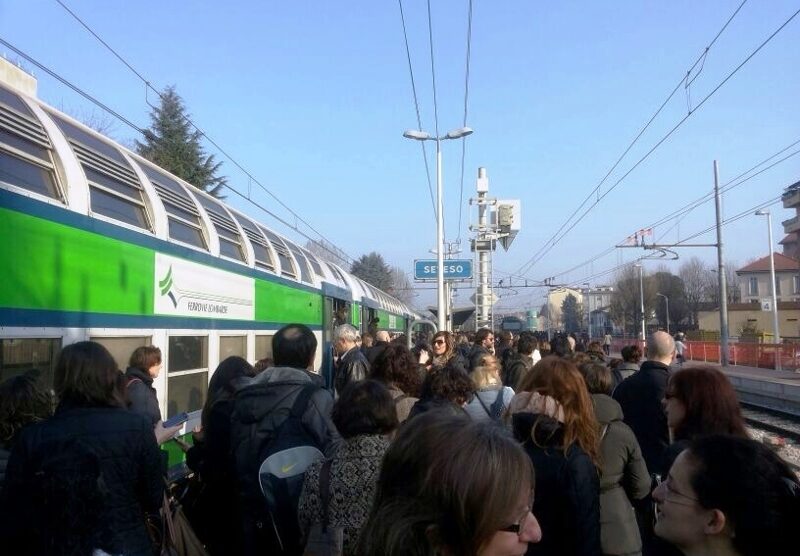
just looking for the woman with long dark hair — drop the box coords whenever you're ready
[370,344,422,423]
[2,341,163,556]
[185,356,255,555]
[0,373,54,489]
[653,435,799,556]
[510,356,601,556]
[661,366,748,473]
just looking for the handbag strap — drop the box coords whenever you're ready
[489,387,505,416]
[319,459,333,530]
[475,391,493,418]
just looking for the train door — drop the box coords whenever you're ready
[322,297,351,390]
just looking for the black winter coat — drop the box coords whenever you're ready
[0,447,8,490]
[185,397,241,555]
[125,366,162,426]
[2,403,163,556]
[503,352,533,390]
[612,360,670,476]
[512,412,602,556]
[334,347,370,396]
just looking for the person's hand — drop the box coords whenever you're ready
[419,350,431,365]
[173,437,191,453]
[154,420,182,445]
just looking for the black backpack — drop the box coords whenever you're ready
[232,383,325,555]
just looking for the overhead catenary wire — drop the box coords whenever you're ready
[515,0,796,277]
[455,0,474,243]
[517,0,750,276]
[397,0,437,219]
[0,38,356,264]
[496,135,800,290]
[53,0,354,264]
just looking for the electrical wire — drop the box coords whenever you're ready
[53,0,354,264]
[515,0,776,277]
[532,137,800,286]
[397,0,437,218]
[456,0,474,243]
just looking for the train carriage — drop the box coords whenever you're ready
[0,75,422,436]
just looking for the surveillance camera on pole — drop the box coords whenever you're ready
[469,167,521,330]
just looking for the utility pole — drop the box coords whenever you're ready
[714,160,730,367]
[474,168,492,329]
[470,168,521,331]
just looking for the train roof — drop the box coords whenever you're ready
[0,80,417,319]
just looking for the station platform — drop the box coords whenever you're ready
[687,360,800,418]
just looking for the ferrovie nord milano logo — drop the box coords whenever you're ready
[153,253,255,320]
[159,266,178,308]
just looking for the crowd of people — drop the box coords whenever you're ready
[0,325,798,556]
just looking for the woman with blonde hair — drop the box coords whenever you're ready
[464,354,514,423]
[509,356,601,556]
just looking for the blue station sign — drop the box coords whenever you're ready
[414,259,473,281]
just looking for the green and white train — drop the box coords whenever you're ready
[0,75,430,423]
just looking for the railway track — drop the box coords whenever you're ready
[740,402,800,472]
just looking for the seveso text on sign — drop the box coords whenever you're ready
[414,259,473,280]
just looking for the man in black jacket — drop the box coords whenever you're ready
[365,330,390,366]
[469,328,495,371]
[230,324,339,555]
[503,332,537,389]
[334,323,370,396]
[612,330,674,476]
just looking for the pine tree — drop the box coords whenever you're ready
[350,252,394,292]
[136,86,226,198]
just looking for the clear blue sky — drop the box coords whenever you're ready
[2,0,798,311]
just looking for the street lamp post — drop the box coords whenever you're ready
[403,127,473,331]
[583,283,591,341]
[635,264,645,343]
[657,293,670,334]
[755,209,781,370]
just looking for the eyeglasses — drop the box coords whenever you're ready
[661,475,699,506]
[498,491,535,537]
[433,339,446,346]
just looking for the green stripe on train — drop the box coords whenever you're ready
[0,207,321,325]
[351,302,360,328]
[376,308,406,331]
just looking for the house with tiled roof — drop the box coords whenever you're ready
[736,252,800,304]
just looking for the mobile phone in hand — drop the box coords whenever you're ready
[163,412,188,428]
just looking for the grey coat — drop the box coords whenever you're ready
[592,394,651,556]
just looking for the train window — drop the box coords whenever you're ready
[91,187,151,229]
[167,335,208,417]
[196,195,245,262]
[0,90,63,202]
[220,335,246,360]
[167,371,208,418]
[90,336,151,372]
[0,337,61,387]
[234,214,275,271]
[302,249,324,277]
[0,87,35,117]
[50,113,152,231]
[255,335,274,360]
[287,244,312,283]
[260,227,297,278]
[140,164,208,250]
[326,262,346,284]
[0,150,60,199]
[50,114,128,166]
[168,219,206,248]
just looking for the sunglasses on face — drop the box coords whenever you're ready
[433,339,446,346]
